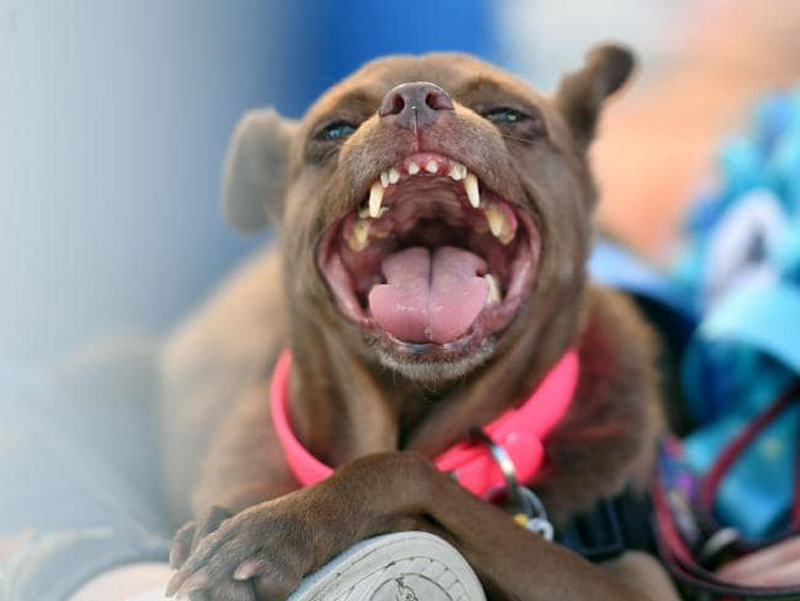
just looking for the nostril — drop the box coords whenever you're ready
[379,92,406,117]
[425,93,436,109]
[425,91,453,111]
[390,94,405,115]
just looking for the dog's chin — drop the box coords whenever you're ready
[372,335,498,382]
[317,151,541,381]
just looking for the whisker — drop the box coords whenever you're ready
[499,132,533,145]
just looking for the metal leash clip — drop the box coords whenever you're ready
[474,429,554,541]
[514,486,554,541]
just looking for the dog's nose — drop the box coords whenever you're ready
[378,82,454,130]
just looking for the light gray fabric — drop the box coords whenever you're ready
[0,330,171,600]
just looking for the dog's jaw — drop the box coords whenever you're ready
[316,149,541,379]
[264,50,635,386]
[373,335,498,382]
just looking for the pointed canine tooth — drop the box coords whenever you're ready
[380,171,389,188]
[425,159,438,174]
[449,162,466,181]
[407,161,420,175]
[348,219,370,252]
[484,203,515,244]
[485,273,501,305]
[501,230,515,244]
[388,167,400,184]
[484,203,504,237]
[368,181,384,218]
[464,172,480,208]
[361,205,389,219]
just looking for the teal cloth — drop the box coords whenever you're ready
[673,89,800,540]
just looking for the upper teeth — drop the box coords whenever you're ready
[349,159,519,254]
[369,181,384,218]
[359,205,388,219]
[363,160,517,244]
[485,203,502,237]
[464,172,480,208]
[348,219,371,252]
[369,161,478,217]
[484,203,514,244]
[449,163,467,181]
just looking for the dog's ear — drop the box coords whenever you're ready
[222,108,298,233]
[555,43,635,149]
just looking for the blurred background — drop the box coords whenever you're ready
[2,0,799,364]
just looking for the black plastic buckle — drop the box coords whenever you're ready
[556,498,626,562]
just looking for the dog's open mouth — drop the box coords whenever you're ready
[318,152,540,353]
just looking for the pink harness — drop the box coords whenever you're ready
[270,349,579,498]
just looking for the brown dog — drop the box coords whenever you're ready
[159,45,675,600]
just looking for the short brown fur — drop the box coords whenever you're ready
[160,47,676,600]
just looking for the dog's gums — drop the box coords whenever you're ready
[318,151,540,353]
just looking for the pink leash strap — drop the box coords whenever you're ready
[270,349,579,498]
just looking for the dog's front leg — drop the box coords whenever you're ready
[167,452,650,600]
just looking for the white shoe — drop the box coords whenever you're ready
[288,531,486,601]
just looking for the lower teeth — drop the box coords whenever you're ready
[485,273,501,305]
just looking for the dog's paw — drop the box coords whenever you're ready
[170,505,235,569]
[170,519,196,570]
[166,497,312,600]
[187,579,257,601]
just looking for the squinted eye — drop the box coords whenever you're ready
[483,107,528,124]
[481,106,547,142]
[316,121,357,141]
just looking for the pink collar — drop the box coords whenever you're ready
[270,349,579,498]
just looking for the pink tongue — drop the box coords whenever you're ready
[368,246,489,344]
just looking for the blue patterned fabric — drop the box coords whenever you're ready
[655,90,800,541]
[593,89,800,541]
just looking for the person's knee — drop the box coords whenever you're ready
[68,562,173,601]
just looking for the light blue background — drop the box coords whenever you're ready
[1,0,680,362]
